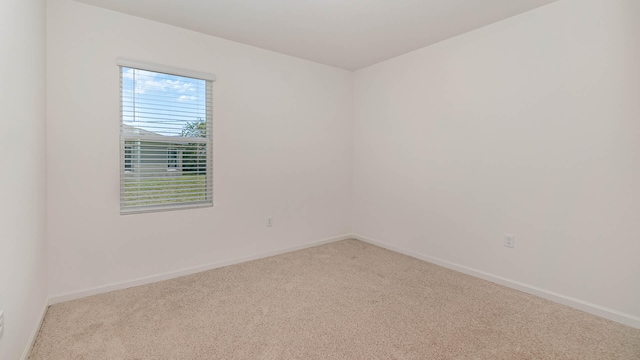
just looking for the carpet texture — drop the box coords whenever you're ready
[30,239,640,359]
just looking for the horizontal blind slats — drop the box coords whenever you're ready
[120,65,213,214]
[122,189,210,195]
[122,192,212,199]
[121,138,208,145]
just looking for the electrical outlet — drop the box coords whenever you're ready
[505,234,515,248]
[0,310,4,340]
[267,217,273,227]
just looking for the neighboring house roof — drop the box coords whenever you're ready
[122,124,166,137]
[123,124,202,147]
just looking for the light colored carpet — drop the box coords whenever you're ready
[30,239,640,359]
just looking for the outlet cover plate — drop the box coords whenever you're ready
[505,234,515,248]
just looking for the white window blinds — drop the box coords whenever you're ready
[119,60,214,214]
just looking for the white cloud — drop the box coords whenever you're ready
[135,77,198,95]
[122,68,134,79]
[177,95,196,102]
[122,68,203,99]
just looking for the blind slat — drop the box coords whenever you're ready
[121,135,208,144]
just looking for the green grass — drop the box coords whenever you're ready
[123,174,208,207]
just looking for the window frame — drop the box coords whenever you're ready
[118,59,215,215]
[167,148,179,169]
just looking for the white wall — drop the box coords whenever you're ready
[353,0,640,322]
[44,0,640,331]
[46,0,353,297]
[0,0,48,358]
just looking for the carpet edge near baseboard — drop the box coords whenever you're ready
[21,300,48,360]
[351,233,640,330]
[47,234,352,306]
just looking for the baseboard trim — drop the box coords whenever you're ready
[49,234,352,305]
[45,233,640,329]
[21,300,48,360]
[352,233,640,329]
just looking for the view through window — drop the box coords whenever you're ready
[120,65,213,214]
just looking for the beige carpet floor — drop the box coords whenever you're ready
[30,239,640,359]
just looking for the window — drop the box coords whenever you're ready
[119,59,215,214]
[167,148,178,169]
[124,146,132,172]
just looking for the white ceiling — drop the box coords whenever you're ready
[76,0,558,70]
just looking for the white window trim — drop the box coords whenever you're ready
[119,59,215,215]
[116,58,216,81]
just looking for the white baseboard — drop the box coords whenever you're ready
[352,233,640,329]
[49,234,352,305]
[21,300,48,360]
[44,232,640,332]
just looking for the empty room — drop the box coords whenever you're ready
[1,0,639,358]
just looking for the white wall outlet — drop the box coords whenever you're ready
[505,234,515,248]
[0,310,4,340]
[267,217,273,227]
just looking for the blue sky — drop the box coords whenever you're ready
[122,67,207,137]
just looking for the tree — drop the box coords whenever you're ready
[181,119,207,138]
[180,119,208,174]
